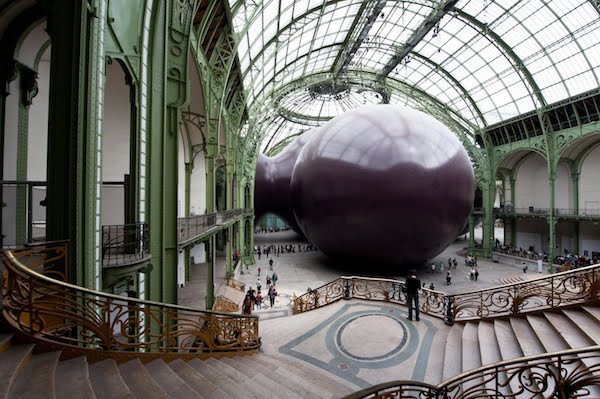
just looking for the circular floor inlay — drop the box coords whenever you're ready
[336,314,407,361]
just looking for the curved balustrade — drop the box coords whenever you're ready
[178,209,246,244]
[342,346,600,399]
[293,277,448,320]
[2,244,260,362]
[293,264,600,323]
[102,222,150,267]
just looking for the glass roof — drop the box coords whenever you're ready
[227,0,600,151]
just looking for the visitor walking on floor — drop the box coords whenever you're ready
[405,271,421,321]
[255,292,262,310]
[272,272,278,285]
[268,285,277,307]
[446,271,452,285]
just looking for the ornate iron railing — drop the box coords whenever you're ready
[342,346,600,399]
[2,244,260,362]
[495,206,600,219]
[102,222,150,267]
[178,213,217,243]
[293,276,448,320]
[293,264,600,323]
[177,209,245,244]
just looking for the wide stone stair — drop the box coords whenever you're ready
[0,332,355,399]
[429,305,600,395]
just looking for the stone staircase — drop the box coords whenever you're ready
[0,332,356,399]
[2,302,600,398]
[427,305,600,394]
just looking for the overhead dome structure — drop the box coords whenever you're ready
[226,0,600,156]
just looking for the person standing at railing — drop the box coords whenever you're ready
[405,272,421,321]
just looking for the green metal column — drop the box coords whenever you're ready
[45,0,91,286]
[468,214,475,255]
[547,173,557,273]
[481,182,496,257]
[184,162,192,281]
[572,171,580,255]
[225,165,233,276]
[206,237,215,309]
[205,144,216,307]
[15,68,32,245]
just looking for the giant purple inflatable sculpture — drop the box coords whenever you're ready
[255,104,475,267]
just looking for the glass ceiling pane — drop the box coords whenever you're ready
[227,0,600,145]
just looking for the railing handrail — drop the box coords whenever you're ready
[294,263,600,322]
[3,248,256,319]
[337,262,600,299]
[341,345,600,399]
[101,222,148,229]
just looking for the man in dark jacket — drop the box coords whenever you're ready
[405,271,421,321]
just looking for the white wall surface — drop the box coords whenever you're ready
[515,219,548,252]
[554,161,572,209]
[580,221,600,257]
[191,151,207,215]
[102,63,130,182]
[14,22,47,69]
[515,153,549,209]
[3,79,19,180]
[579,144,600,214]
[27,53,50,181]
[190,243,206,264]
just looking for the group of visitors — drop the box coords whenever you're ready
[255,243,318,259]
[242,272,279,315]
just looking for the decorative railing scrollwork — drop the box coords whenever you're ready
[102,223,150,267]
[2,244,260,362]
[293,264,600,324]
[293,276,448,320]
[341,346,600,399]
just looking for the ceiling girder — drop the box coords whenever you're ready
[378,0,459,78]
[332,0,387,75]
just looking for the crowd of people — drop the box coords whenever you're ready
[493,240,599,267]
[254,243,318,259]
[242,271,280,315]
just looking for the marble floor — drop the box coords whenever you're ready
[178,228,553,388]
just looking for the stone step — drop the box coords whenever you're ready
[544,312,595,349]
[525,314,600,397]
[461,322,482,372]
[0,334,13,353]
[542,312,600,397]
[241,356,324,399]
[188,358,248,398]
[442,323,463,381]
[167,359,224,399]
[206,358,288,398]
[525,315,569,352]
[561,309,600,345]
[0,344,35,399]
[476,321,513,398]
[494,319,524,361]
[144,359,201,398]
[54,356,96,399]
[220,356,260,379]
[509,317,546,356]
[461,322,483,394]
[423,328,447,384]
[118,359,169,399]
[491,320,538,399]
[251,353,356,398]
[88,359,134,399]
[10,351,60,399]
[581,305,600,324]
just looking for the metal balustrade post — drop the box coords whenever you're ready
[444,295,454,325]
[344,278,351,299]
